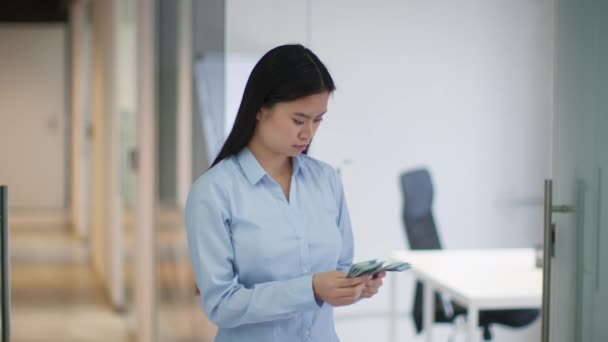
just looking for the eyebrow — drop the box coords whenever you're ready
[293,111,326,119]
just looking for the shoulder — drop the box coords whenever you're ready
[298,153,338,179]
[297,154,342,196]
[187,156,239,203]
[298,154,346,206]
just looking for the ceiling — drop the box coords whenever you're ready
[0,0,69,23]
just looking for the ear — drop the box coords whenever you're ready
[257,107,268,121]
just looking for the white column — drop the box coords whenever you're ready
[176,0,193,210]
[109,0,125,312]
[91,0,124,311]
[135,0,157,340]
[69,0,92,240]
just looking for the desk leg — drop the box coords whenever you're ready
[423,282,433,342]
[389,273,396,342]
[467,305,479,342]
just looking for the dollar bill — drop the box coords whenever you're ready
[346,259,410,278]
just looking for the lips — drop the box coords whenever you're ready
[294,145,308,152]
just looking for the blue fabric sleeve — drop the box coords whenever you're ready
[331,170,354,273]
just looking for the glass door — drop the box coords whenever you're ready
[544,1,608,341]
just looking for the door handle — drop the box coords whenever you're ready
[595,168,602,292]
[541,179,575,342]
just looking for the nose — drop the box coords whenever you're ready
[299,121,314,141]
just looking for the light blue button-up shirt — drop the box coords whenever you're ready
[185,147,354,342]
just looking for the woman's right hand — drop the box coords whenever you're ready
[312,271,369,306]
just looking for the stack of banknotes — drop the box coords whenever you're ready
[346,259,411,278]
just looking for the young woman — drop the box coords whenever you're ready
[185,44,384,341]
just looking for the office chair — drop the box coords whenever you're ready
[400,168,540,341]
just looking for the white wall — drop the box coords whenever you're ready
[226,0,553,339]
[0,25,67,209]
[225,0,308,54]
[224,0,309,138]
[310,0,553,254]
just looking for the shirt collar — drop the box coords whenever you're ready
[236,147,267,185]
[292,153,303,177]
[236,147,304,185]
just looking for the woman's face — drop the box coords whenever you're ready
[253,91,329,158]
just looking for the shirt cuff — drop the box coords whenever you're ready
[287,274,324,309]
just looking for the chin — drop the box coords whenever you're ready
[286,148,303,157]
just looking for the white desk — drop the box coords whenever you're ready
[388,248,542,342]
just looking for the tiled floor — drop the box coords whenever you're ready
[8,210,217,342]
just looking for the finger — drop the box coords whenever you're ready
[333,271,348,278]
[334,284,366,300]
[339,277,366,287]
[352,275,372,285]
[373,271,387,279]
[361,285,379,298]
[368,284,382,292]
[363,287,378,296]
[364,278,382,287]
[360,275,373,282]
[352,282,367,292]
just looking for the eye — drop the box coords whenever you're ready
[314,118,323,124]
[292,118,305,125]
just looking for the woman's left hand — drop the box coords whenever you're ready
[360,271,386,299]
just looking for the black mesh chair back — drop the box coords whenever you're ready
[400,169,441,250]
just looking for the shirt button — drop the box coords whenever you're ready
[305,330,310,336]
[303,267,309,273]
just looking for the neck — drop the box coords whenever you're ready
[247,140,292,177]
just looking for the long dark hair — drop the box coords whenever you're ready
[211,44,336,167]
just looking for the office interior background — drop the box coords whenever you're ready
[0,0,606,341]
